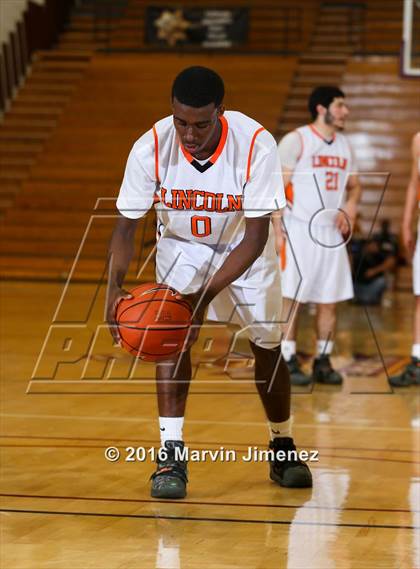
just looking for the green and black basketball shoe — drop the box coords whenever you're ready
[389,357,420,387]
[312,355,343,385]
[286,355,312,385]
[150,440,188,499]
[269,437,313,488]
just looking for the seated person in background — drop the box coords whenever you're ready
[353,226,398,305]
[372,219,399,265]
[348,214,364,271]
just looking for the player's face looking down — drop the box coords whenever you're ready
[172,96,224,160]
[318,97,349,131]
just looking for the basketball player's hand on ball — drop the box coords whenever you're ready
[176,291,207,350]
[106,286,133,345]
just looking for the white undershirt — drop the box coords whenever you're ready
[277,131,302,170]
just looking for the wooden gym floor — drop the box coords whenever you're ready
[0,280,418,568]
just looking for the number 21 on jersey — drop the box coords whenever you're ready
[325,171,339,191]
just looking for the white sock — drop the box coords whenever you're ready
[159,417,184,446]
[268,417,293,440]
[412,344,420,359]
[317,339,334,356]
[281,340,296,361]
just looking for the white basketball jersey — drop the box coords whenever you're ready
[117,111,285,246]
[286,125,353,226]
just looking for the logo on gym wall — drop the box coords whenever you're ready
[146,7,249,48]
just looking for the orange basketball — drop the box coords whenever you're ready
[116,283,192,361]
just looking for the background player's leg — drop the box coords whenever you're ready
[151,350,192,499]
[390,296,420,386]
[281,297,300,344]
[315,302,336,342]
[414,296,420,346]
[250,341,312,488]
[411,296,420,381]
[281,298,310,385]
[313,303,342,384]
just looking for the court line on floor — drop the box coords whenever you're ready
[2,413,418,432]
[1,493,418,514]
[25,390,400,396]
[1,508,417,530]
[1,434,417,454]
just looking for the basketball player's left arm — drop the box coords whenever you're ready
[336,173,361,236]
[204,214,271,301]
[179,215,271,345]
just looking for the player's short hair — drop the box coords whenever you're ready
[172,66,224,108]
[308,86,345,119]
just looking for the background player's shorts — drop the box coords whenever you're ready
[155,233,282,349]
[281,214,354,304]
[414,227,420,296]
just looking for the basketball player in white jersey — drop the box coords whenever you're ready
[106,67,312,499]
[273,86,361,385]
[390,132,420,386]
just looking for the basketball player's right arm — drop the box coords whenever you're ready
[402,133,420,258]
[272,132,301,255]
[106,136,156,343]
[106,217,138,343]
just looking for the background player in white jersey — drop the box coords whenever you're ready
[106,67,312,499]
[390,132,420,386]
[273,86,361,385]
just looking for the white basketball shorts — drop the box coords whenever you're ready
[155,232,283,349]
[281,214,354,304]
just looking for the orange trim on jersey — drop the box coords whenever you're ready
[152,125,160,182]
[309,124,335,144]
[180,140,194,163]
[285,181,294,205]
[180,115,229,165]
[280,242,287,271]
[246,126,265,182]
[209,115,228,163]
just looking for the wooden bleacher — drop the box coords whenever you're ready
[277,2,362,137]
[363,0,403,54]
[0,53,297,280]
[342,57,419,291]
[65,0,417,57]
[59,0,319,54]
[0,50,93,213]
[95,0,319,53]
[342,57,420,235]
[1,0,417,288]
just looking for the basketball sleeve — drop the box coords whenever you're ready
[116,130,157,219]
[277,130,302,170]
[243,130,286,218]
